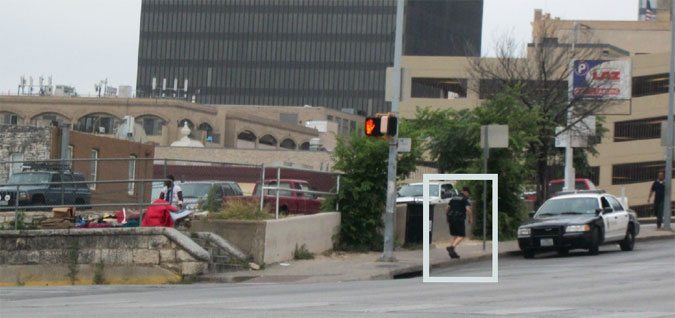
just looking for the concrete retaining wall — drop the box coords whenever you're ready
[0,227,209,286]
[192,212,340,264]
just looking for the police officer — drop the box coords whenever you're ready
[446,187,472,259]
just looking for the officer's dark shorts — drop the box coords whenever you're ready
[448,218,466,237]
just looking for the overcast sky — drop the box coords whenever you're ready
[0,0,639,96]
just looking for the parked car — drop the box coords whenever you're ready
[548,178,597,198]
[178,181,243,211]
[243,179,323,215]
[396,182,456,205]
[0,171,91,210]
[517,191,640,259]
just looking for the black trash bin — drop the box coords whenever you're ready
[405,203,435,244]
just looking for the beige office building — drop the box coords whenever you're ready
[391,5,672,216]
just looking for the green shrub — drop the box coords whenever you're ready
[325,122,422,251]
[93,261,106,285]
[201,185,223,212]
[293,244,314,260]
[208,199,273,221]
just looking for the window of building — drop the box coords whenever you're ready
[614,116,666,142]
[629,202,674,218]
[90,149,98,190]
[632,73,669,97]
[237,131,256,149]
[299,142,310,150]
[280,113,299,125]
[2,112,20,125]
[198,122,216,143]
[76,114,119,135]
[411,78,467,99]
[8,153,23,178]
[128,155,136,195]
[137,116,166,136]
[258,135,277,149]
[612,161,671,185]
[280,139,296,150]
[479,79,566,100]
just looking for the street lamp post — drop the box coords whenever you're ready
[663,0,674,230]
[380,0,404,262]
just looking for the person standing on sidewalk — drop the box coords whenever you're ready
[648,171,665,229]
[446,187,472,259]
[159,174,183,210]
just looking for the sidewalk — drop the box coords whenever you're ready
[199,224,674,284]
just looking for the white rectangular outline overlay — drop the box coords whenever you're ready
[423,173,499,283]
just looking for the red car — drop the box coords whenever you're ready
[252,179,324,215]
[548,178,597,198]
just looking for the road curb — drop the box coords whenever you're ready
[381,233,675,279]
[196,233,674,284]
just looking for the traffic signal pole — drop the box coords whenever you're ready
[380,0,404,262]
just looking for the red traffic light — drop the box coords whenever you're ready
[365,115,398,137]
[365,117,383,137]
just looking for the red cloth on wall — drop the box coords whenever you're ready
[141,199,178,228]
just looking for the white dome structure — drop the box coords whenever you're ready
[170,122,204,147]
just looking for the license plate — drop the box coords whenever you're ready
[540,238,553,247]
[0,201,8,206]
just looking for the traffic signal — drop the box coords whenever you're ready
[364,115,397,137]
[365,117,383,137]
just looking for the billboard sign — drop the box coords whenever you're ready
[569,59,631,100]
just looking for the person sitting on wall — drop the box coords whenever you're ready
[141,198,178,227]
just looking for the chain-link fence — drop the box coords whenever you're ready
[154,159,341,219]
[1,157,342,229]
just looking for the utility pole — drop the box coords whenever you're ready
[564,22,579,192]
[663,0,674,230]
[380,0,404,262]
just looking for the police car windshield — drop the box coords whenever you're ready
[7,173,50,185]
[536,198,598,216]
[398,184,439,197]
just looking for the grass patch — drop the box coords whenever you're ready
[16,275,25,287]
[93,261,106,285]
[170,274,198,284]
[66,238,79,285]
[207,200,273,221]
[293,244,314,260]
[401,242,424,250]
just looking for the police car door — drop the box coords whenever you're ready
[608,196,629,240]
[600,196,621,241]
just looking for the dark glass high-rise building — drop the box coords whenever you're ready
[136,0,483,115]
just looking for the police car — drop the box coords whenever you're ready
[517,191,640,258]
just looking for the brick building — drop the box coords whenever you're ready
[0,124,155,205]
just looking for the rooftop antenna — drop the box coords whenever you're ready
[39,75,44,95]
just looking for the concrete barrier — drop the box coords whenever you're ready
[395,203,461,245]
[0,227,209,286]
[192,212,340,265]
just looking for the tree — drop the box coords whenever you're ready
[410,87,540,239]
[468,18,611,206]
[326,120,423,251]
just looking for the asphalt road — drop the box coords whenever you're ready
[1,239,673,318]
